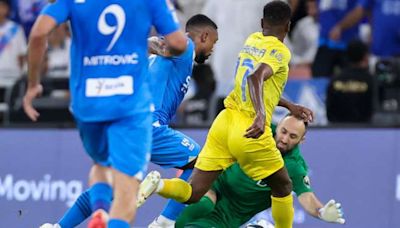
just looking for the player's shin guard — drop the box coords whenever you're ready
[158,178,192,203]
[271,194,294,228]
[160,168,193,220]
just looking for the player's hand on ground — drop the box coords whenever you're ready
[23,84,43,122]
[289,104,314,123]
[318,199,345,224]
[245,114,265,139]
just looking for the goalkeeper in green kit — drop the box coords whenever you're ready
[175,114,345,228]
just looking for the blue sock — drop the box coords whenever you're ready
[108,219,130,228]
[59,190,92,228]
[160,168,192,220]
[89,183,112,212]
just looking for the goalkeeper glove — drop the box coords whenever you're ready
[318,199,345,224]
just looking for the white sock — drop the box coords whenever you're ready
[156,215,174,225]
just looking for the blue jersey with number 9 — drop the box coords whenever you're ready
[41,0,180,121]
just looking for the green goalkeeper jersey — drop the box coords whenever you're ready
[183,125,313,227]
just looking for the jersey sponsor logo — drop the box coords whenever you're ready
[0,174,82,207]
[98,4,126,51]
[270,49,283,62]
[74,0,85,3]
[241,45,266,58]
[86,75,134,97]
[83,53,138,66]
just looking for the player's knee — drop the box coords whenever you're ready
[88,151,108,165]
[281,178,293,196]
[187,191,202,204]
[187,184,208,204]
[271,178,292,197]
[265,170,293,197]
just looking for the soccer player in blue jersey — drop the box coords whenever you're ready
[329,0,400,58]
[23,1,187,227]
[312,0,364,77]
[38,14,218,228]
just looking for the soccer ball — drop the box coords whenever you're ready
[245,219,275,228]
[39,223,61,228]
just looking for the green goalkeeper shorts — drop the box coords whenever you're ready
[184,197,246,228]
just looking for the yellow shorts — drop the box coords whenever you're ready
[195,108,284,181]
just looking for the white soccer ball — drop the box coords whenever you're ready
[39,223,61,228]
[246,219,275,228]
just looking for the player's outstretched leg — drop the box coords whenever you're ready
[137,168,221,207]
[148,126,201,227]
[149,168,193,228]
[264,167,294,228]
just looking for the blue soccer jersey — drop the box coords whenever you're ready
[149,38,195,125]
[41,0,180,121]
[359,0,400,57]
[318,0,363,48]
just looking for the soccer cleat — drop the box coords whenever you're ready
[137,170,161,208]
[148,216,175,228]
[88,209,109,228]
[39,224,61,228]
[246,219,275,228]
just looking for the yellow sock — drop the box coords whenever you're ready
[271,194,294,228]
[157,178,192,203]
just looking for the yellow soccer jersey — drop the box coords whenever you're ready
[224,32,291,126]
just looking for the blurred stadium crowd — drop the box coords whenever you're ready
[0,0,399,126]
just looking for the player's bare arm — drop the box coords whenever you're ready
[298,192,345,224]
[163,30,187,56]
[278,98,314,122]
[330,6,365,41]
[23,15,57,122]
[244,63,273,139]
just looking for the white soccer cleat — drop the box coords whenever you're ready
[148,215,175,228]
[39,223,61,228]
[137,170,161,208]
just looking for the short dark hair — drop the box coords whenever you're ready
[346,39,369,63]
[263,1,292,26]
[185,14,218,32]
